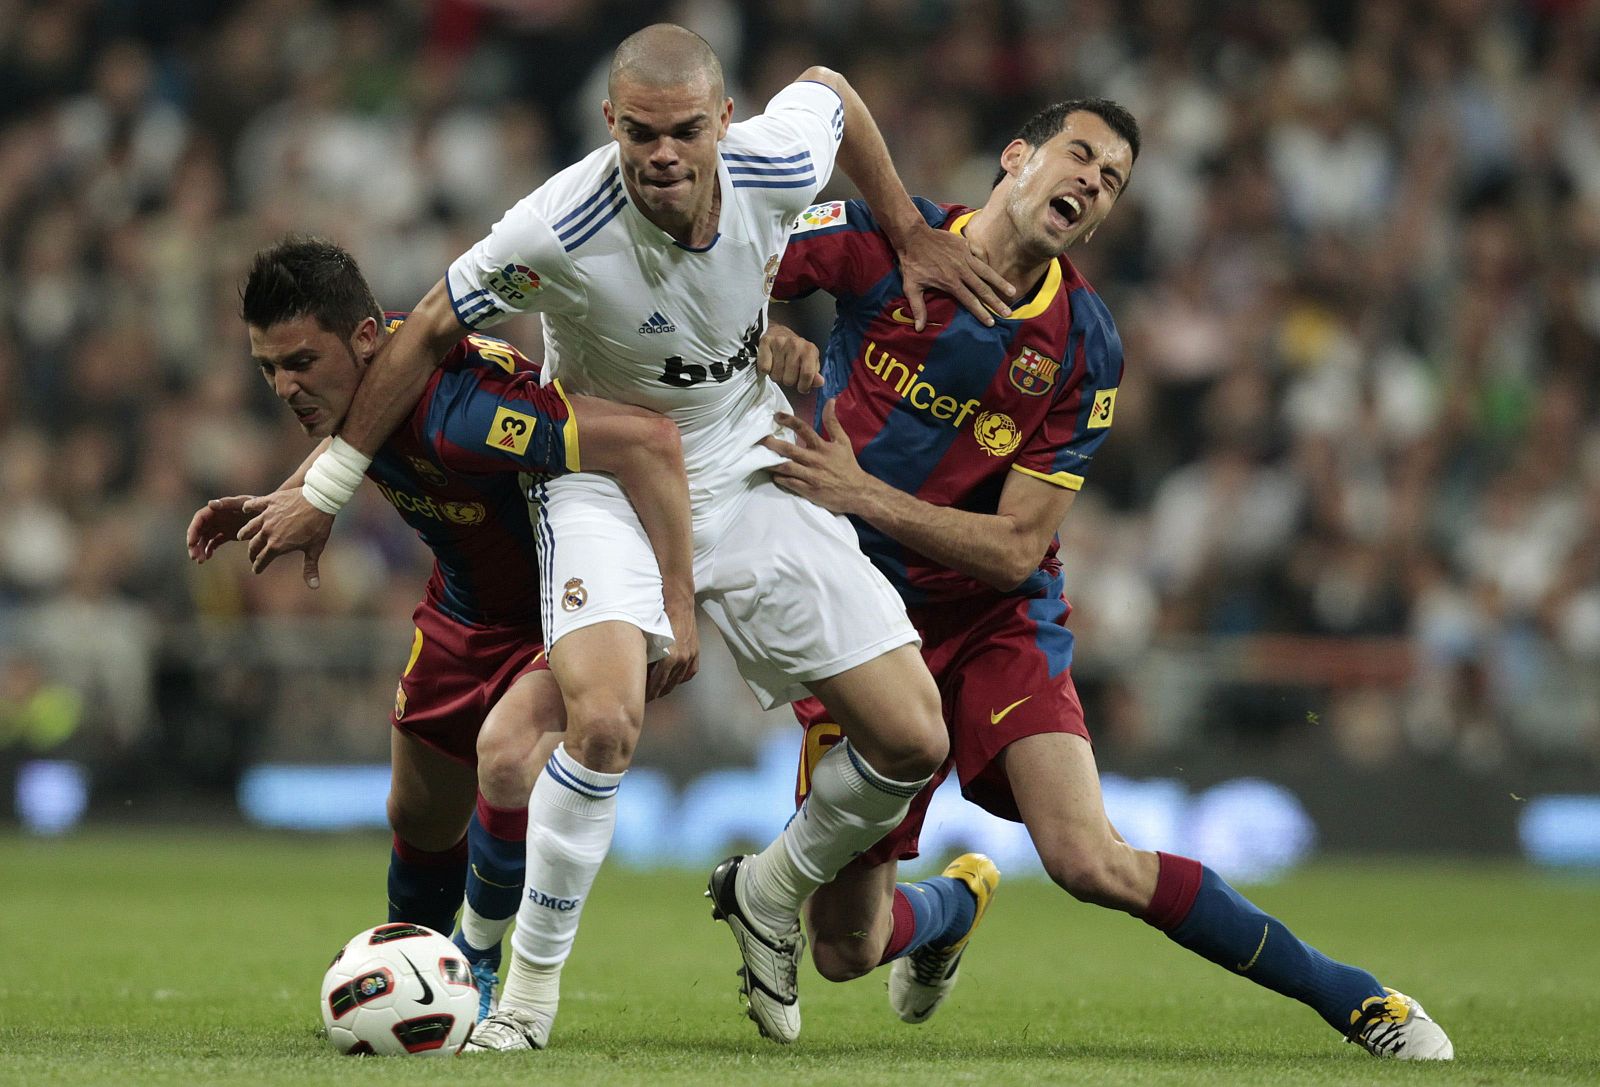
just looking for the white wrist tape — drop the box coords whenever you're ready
[301,437,371,515]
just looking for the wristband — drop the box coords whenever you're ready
[301,437,371,515]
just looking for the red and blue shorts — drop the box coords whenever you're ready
[793,578,1088,867]
[390,600,549,765]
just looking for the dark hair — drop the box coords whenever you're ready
[991,97,1141,187]
[240,236,381,338]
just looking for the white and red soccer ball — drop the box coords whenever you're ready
[319,924,477,1056]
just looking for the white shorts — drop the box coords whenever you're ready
[532,471,919,708]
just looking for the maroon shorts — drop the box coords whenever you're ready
[390,600,549,766]
[793,581,1088,866]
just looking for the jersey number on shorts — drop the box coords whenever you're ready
[656,316,763,388]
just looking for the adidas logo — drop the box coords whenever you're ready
[638,311,677,335]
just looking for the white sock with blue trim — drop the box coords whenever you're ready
[502,743,622,1023]
[741,738,928,935]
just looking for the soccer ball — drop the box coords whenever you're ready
[319,923,478,1056]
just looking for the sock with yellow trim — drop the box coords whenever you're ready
[1144,852,1386,1031]
[455,794,527,967]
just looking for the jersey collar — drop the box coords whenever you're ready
[947,210,1062,321]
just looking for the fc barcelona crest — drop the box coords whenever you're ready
[1008,347,1061,396]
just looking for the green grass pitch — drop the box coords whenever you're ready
[2,831,1596,1086]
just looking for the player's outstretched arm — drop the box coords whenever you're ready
[798,66,1012,329]
[568,397,699,699]
[237,280,466,587]
[764,401,1075,591]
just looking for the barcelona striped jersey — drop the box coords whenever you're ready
[772,199,1124,605]
[365,314,578,628]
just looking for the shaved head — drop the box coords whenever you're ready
[608,23,724,102]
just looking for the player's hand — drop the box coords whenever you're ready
[757,324,822,394]
[761,401,874,515]
[647,591,700,700]
[237,487,334,588]
[895,220,1013,330]
[186,496,257,562]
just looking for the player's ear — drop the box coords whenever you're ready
[717,97,733,137]
[602,99,617,136]
[999,139,1030,180]
[350,317,380,364]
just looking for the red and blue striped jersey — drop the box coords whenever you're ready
[773,199,1124,605]
[366,314,579,627]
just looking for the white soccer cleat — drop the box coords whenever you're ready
[706,855,804,1044]
[1347,988,1454,1060]
[460,1006,550,1053]
[888,853,1000,1024]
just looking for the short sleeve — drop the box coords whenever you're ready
[425,353,582,476]
[444,190,584,331]
[722,80,845,213]
[1011,289,1125,491]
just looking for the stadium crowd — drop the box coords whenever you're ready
[2,0,1597,790]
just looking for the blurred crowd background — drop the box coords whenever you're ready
[2,0,1598,820]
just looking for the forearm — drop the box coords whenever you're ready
[282,438,331,490]
[613,449,694,607]
[802,67,921,247]
[850,476,1038,590]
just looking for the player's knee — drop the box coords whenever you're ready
[564,698,641,773]
[810,935,878,983]
[475,731,533,806]
[871,716,948,781]
[1039,842,1126,908]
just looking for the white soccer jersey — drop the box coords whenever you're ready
[445,80,846,507]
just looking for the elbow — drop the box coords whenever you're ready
[982,549,1041,592]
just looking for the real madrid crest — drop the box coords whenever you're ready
[561,577,588,612]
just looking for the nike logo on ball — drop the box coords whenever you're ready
[398,951,435,1005]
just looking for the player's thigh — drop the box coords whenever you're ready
[547,619,648,770]
[531,473,674,664]
[389,726,479,849]
[805,859,900,981]
[477,667,567,807]
[698,476,922,711]
[806,644,947,777]
[1004,732,1155,906]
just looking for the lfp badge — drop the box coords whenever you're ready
[1008,347,1060,396]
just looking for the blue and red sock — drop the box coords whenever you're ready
[386,834,468,937]
[1143,852,1386,1031]
[457,794,528,966]
[877,875,976,964]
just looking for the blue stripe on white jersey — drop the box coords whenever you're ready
[561,198,625,251]
[723,150,812,164]
[552,168,622,233]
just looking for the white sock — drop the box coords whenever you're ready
[458,901,508,956]
[499,949,561,1029]
[508,743,623,971]
[742,739,928,934]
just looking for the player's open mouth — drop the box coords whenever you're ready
[293,405,319,423]
[1049,194,1084,227]
[646,177,688,190]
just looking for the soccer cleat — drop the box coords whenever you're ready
[706,855,805,1044]
[1346,988,1454,1060]
[888,853,1000,1025]
[460,1006,549,1053]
